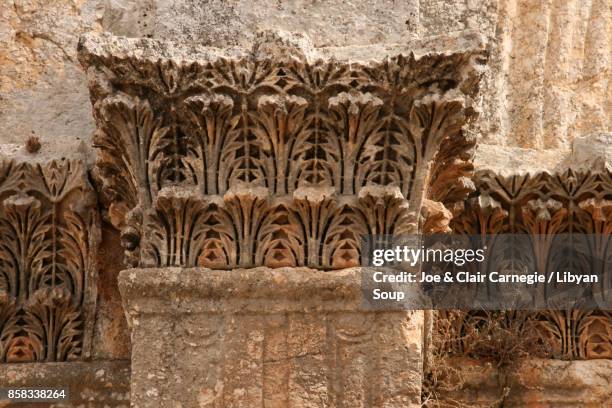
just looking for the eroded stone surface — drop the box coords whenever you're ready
[91,222,130,360]
[0,0,100,160]
[439,357,612,407]
[495,0,609,149]
[0,360,130,407]
[119,267,423,408]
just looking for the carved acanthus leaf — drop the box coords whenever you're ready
[0,159,98,363]
[80,33,485,269]
[446,168,612,360]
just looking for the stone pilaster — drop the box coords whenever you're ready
[120,267,422,408]
[79,31,486,407]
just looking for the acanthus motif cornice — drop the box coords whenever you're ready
[453,168,612,235]
[79,33,486,269]
[447,167,611,359]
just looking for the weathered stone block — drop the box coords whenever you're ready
[119,267,423,407]
[438,357,612,407]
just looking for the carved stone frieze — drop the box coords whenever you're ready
[453,167,611,296]
[0,158,98,362]
[78,32,486,269]
[139,185,417,270]
[454,168,611,235]
[447,167,612,359]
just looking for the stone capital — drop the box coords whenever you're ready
[79,32,486,270]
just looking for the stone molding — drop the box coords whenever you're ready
[79,32,486,270]
[0,158,99,363]
[120,267,423,408]
[437,357,612,407]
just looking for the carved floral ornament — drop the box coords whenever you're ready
[452,168,611,299]
[0,159,98,363]
[79,33,485,269]
[74,33,611,362]
[445,167,612,359]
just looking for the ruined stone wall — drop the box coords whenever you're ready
[421,0,610,151]
[0,1,610,407]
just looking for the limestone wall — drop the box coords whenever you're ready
[421,0,610,150]
[2,1,609,156]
